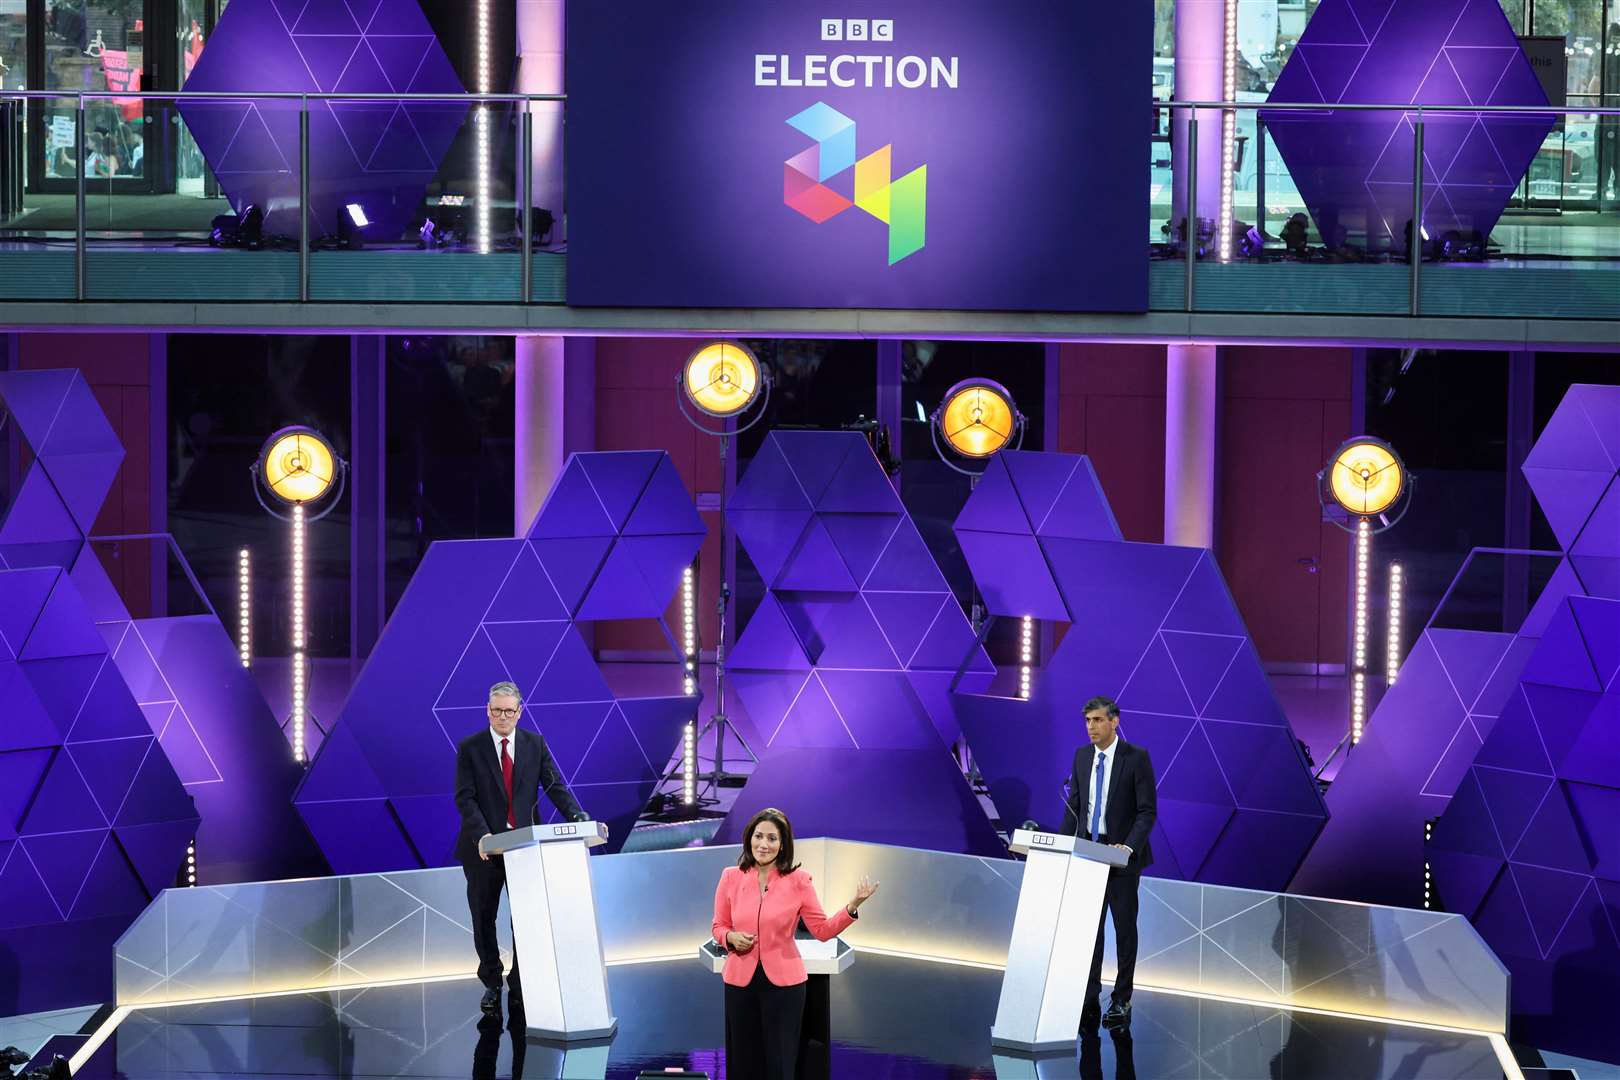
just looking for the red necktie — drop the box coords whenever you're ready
[501,737,516,828]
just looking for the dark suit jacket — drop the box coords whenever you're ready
[1060,738,1157,874]
[454,727,587,865]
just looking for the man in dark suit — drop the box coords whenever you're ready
[455,680,592,1019]
[1061,695,1157,1031]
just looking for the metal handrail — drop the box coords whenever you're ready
[1163,98,1619,115]
[0,90,564,102]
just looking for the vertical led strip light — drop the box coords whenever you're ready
[475,0,492,254]
[682,563,697,805]
[1423,819,1433,909]
[185,838,197,886]
[238,547,251,668]
[291,504,307,763]
[1217,0,1239,262]
[1351,517,1371,744]
[1019,616,1034,699]
[1386,562,1403,685]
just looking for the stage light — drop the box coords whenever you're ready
[475,0,492,254]
[186,837,197,886]
[682,341,764,419]
[238,548,251,669]
[258,428,339,506]
[345,204,369,228]
[682,723,696,807]
[682,564,697,697]
[1217,0,1239,262]
[1352,517,1370,744]
[1387,562,1403,686]
[338,204,369,250]
[1424,819,1433,909]
[931,379,1025,472]
[1328,440,1404,517]
[1019,615,1034,700]
[292,502,307,763]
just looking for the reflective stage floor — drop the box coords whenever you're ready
[72,953,1510,1079]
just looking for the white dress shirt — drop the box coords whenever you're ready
[1084,737,1120,840]
[490,727,517,766]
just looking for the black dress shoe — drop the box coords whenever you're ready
[480,987,501,1015]
[1101,1000,1131,1028]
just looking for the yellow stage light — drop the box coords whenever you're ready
[1327,439,1405,517]
[938,380,1018,459]
[260,428,338,505]
[683,341,763,418]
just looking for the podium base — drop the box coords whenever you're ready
[525,1017,618,1042]
[988,1029,1075,1054]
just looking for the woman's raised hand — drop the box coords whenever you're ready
[848,875,880,913]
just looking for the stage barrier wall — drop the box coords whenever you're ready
[114,838,1509,1035]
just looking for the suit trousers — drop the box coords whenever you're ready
[464,856,520,993]
[725,963,806,1080]
[1085,839,1141,1007]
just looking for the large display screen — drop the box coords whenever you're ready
[566,1,1150,312]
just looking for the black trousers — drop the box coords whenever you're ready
[724,964,807,1080]
[1085,852,1141,1008]
[464,857,520,993]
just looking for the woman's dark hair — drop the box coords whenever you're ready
[736,807,799,874]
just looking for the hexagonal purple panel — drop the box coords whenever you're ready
[1260,0,1553,245]
[180,0,467,241]
[295,452,703,870]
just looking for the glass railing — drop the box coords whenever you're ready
[0,92,1614,317]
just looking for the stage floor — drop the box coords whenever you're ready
[73,952,1509,1079]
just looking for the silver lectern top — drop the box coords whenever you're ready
[479,820,610,857]
[1008,829,1129,867]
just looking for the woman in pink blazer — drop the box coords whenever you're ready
[711,807,878,1079]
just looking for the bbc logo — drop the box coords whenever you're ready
[821,19,894,42]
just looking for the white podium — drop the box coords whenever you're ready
[990,829,1129,1053]
[480,821,615,1041]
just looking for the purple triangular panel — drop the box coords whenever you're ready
[1124,711,1198,773]
[1570,597,1620,690]
[1568,387,1620,467]
[68,738,153,827]
[1044,540,1200,658]
[572,706,659,784]
[1429,629,1517,714]
[295,799,416,875]
[772,432,856,508]
[1414,45,1471,105]
[903,671,965,745]
[0,749,52,839]
[1511,783,1594,874]
[1424,718,1485,797]
[22,829,105,918]
[577,452,661,533]
[347,0,386,30]
[622,457,704,536]
[528,463,617,538]
[733,440,812,511]
[483,621,569,700]
[289,34,361,92]
[1201,720,1323,815]
[821,513,900,588]
[39,453,123,536]
[1300,2,1367,45]
[0,663,60,752]
[1522,603,1601,691]
[0,470,80,546]
[158,712,222,785]
[731,671,810,746]
[487,544,568,622]
[618,696,699,768]
[1156,725,1235,806]
[299,721,386,801]
[1566,782,1620,880]
[1443,47,1519,107]
[0,841,62,928]
[817,670,939,749]
[771,673,856,749]
[1117,636,1197,718]
[866,520,950,591]
[114,745,197,826]
[1523,559,1587,639]
[1474,767,1554,857]
[1198,809,1323,890]
[66,660,151,742]
[365,101,435,171]
[776,517,857,592]
[576,540,660,621]
[1434,770,1512,858]
[70,837,149,916]
[1040,458,1123,541]
[960,531,1065,620]
[1426,847,1504,917]
[1524,682,1603,771]
[1569,554,1620,602]
[1523,467,1610,549]
[954,458,1030,535]
[390,793,458,865]
[435,628,511,710]
[20,655,103,734]
[20,753,106,834]
[909,601,992,675]
[1475,689,1552,774]
[215,106,293,175]
[1526,404,1614,472]
[1559,694,1620,789]
[531,535,613,615]
[1294,43,1368,102]
[0,568,60,658]
[730,595,811,671]
[20,576,105,660]
[620,533,705,613]
[0,370,74,448]
[69,548,128,624]
[1513,865,1592,960]
[777,597,839,664]
[1162,554,1248,638]
[1004,452,1078,535]
[39,376,120,456]
[731,509,812,586]
[324,100,395,169]
[1162,632,1245,715]
[533,629,611,703]
[522,701,612,780]
[114,818,197,894]
[1156,797,1233,876]
[816,596,902,669]
[365,0,434,35]
[818,444,899,514]
[111,628,171,704]
[1571,479,1620,558]
[365,35,435,95]
[865,592,948,669]
[292,0,359,33]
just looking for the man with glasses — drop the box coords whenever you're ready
[455,681,593,1019]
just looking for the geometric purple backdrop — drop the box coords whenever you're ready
[296,451,703,870]
[180,0,468,242]
[1262,0,1553,246]
[951,451,1329,891]
[714,432,1004,857]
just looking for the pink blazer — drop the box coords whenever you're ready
[711,864,855,987]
